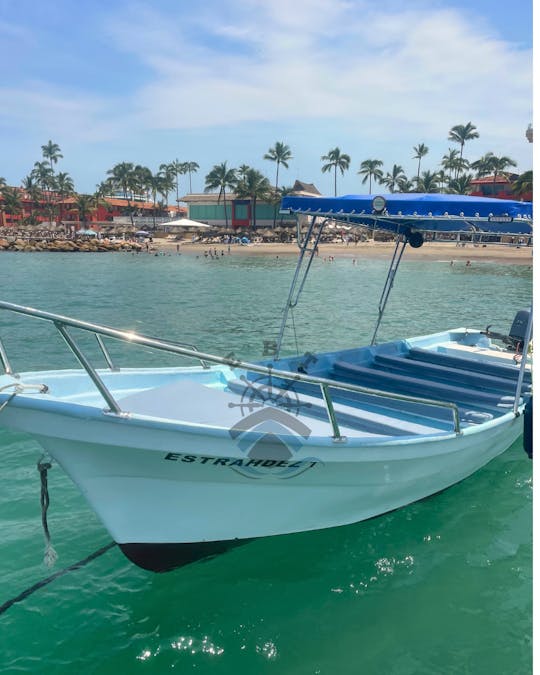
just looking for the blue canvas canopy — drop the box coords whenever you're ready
[281,193,532,235]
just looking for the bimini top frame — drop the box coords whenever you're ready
[280,192,533,236]
[274,193,532,356]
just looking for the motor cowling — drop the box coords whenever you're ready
[483,308,532,352]
[509,309,532,350]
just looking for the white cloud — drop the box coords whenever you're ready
[0,81,130,143]
[0,0,532,190]
[103,0,531,144]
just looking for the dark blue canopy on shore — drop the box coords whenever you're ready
[280,193,532,235]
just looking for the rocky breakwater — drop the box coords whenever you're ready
[0,238,143,253]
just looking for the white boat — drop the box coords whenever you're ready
[0,193,532,572]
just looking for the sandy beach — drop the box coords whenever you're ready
[156,239,533,265]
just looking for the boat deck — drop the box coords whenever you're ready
[247,335,531,437]
[0,331,531,443]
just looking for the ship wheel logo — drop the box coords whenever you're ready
[228,374,318,479]
[229,374,305,417]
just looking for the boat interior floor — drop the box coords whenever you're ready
[113,341,530,440]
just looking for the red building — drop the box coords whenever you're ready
[0,188,186,228]
[469,174,532,202]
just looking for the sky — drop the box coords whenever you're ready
[0,0,533,198]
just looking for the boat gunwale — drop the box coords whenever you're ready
[0,300,463,436]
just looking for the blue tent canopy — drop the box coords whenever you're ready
[280,193,532,235]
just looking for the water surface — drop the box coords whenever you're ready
[0,251,532,673]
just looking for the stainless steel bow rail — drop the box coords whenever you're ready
[0,300,465,438]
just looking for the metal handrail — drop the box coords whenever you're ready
[0,300,462,437]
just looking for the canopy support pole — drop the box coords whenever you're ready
[275,216,327,359]
[370,236,408,345]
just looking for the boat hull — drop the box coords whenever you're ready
[13,407,520,570]
[0,325,530,572]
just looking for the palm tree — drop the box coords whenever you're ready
[163,160,184,205]
[235,168,271,230]
[41,142,63,223]
[447,174,473,195]
[147,172,163,229]
[1,186,23,225]
[321,147,351,196]
[512,170,533,198]
[107,162,134,199]
[21,175,43,223]
[54,171,75,224]
[96,178,114,198]
[133,165,153,201]
[358,159,384,193]
[435,169,448,192]
[183,161,199,193]
[157,171,175,208]
[470,153,494,178]
[448,123,479,177]
[382,165,407,193]
[107,162,137,226]
[398,178,415,193]
[441,148,461,180]
[413,143,429,180]
[264,142,292,188]
[41,140,63,174]
[91,186,111,222]
[489,155,517,182]
[470,153,517,185]
[414,170,440,193]
[31,161,54,193]
[264,142,293,227]
[31,161,55,222]
[74,194,95,226]
[204,162,238,229]
[237,164,251,182]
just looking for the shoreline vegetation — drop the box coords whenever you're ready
[0,233,532,265]
[0,132,532,235]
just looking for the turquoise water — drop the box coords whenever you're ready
[0,251,532,674]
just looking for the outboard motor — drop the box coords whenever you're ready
[483,308,532,352]
[508,309,531,351]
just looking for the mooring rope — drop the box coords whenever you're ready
[0,451,116,616]
[37,455,58,568]
[0,541,116,616]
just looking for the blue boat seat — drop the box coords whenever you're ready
[332,360,521,409]
[226,378,452,436]
[373,353,531,396]
[408,347,531,384]
[254,376,480,427]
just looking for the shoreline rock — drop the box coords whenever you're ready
[0,238,143,253]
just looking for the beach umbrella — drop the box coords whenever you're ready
[77,228,98,236]
[135,230,150,237]
[160,218,210,228]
